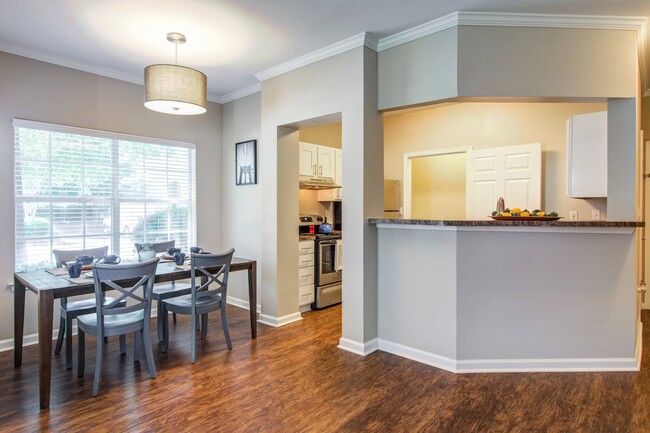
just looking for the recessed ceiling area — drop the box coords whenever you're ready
[0,0,647,102]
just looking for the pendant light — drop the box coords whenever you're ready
[144,32,207,115]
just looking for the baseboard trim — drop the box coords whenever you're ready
[377,338,640,373]
[338,337,379,356]
[258,312,302,328]
[378,339,457,372]
[226,295,262,314]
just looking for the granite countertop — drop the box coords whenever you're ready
[367,218,644,228]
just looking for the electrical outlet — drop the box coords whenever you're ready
[569,211,579,221]
[591,209,601,221]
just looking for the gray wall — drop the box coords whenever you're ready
[259,46,383,347]
[607,98,638,220]
[222,93,262,305]
[0,51,223,340]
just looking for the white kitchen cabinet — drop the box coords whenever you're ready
[298,240,315,308]
[299,142,337,180]
[317,149,343,201]
[566,111,607,198]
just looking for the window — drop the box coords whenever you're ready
[13,119,196,271]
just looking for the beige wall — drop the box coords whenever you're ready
[299,123,342,148]
[384,101,608,219]
[0,51,223,341]
[222,92,261,305]
[411,153,466,219]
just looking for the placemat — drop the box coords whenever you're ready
[46,267,68,276]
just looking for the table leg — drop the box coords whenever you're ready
[14,276,26,367]
[248,262,257,339]
[38,290,54,409]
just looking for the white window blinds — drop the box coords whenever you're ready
[13,119,196,271]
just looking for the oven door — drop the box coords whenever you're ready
[318,240,342,286]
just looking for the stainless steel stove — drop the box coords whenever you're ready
[299,215,342,309]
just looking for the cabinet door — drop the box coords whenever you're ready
[299,142,318,177]
[335,149,342,186]
[567,111,607,198]
[317,146,336,179]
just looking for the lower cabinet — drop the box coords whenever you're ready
[298,240,315,309]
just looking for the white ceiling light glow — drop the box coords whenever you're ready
[144,32,207,115]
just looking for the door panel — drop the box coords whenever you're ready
[299,142,318,177]
[466,143,541,219]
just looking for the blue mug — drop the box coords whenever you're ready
[167,247,181,256]
[75,255,95,265]
[103,254,121,264]
[67,262,83,278]
[190,246,203,254]
[173,252,186,265]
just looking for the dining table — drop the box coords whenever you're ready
[13,256,257,409]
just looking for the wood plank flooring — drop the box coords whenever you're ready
[1,306,648,432]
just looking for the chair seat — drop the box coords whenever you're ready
[163,293,222,314]
[77,311,144,335]
[153,282,192,297]
[64,296,120,312]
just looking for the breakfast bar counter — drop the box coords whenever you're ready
[368,218,643,373]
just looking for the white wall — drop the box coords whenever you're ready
[222,92,262,305]
[0,51,223,340]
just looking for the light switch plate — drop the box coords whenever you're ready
[569,211,579,221]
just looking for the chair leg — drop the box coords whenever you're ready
[221,303,232,350]
[190,313,197,364]
[92,333,103,397]
[65,313,74,369]
[119,334,126,355]
[200,314,208,339]
[54,316,65,355]
[161,306,169,353]
[77,329,85,378]
[134,331,141,363]
[143,322,157,379]
[173,312,177,324]
[157,300,164,341]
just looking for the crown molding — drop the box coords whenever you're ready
[255,32,374,82]
[218,82,261,104]
[378,12,459,51]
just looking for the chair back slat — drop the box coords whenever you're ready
[91,258,159,321]
[190,249,235,307]
[53,246,109,267]
[134,240,176,253]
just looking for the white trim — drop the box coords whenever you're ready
[635,319,643,370]
[258,312,302,327]
[378,339,458,372]
[255,32,375,83]
[403,146,471,219]
[226,295,262,314]
[378,12,459,51]
[218,82,261,104]
[0,39,222,104]
[457,11,647,30]
[13,118,196,150]
[377,338,640,373]
[337,337,378,356]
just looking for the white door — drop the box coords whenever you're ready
[466,143,541,219]
[318,146,336,179]
[299,142,318,177]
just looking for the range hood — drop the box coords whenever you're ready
[299,176,340,190]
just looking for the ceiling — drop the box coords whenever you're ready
[0,0,648,103]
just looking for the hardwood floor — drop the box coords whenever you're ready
[1,306,649,432]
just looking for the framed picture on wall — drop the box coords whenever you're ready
[235,139,257,185]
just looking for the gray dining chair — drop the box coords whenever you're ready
[162,248,235,363]
[52,246,122,369]
[134,240,192,340]
[76,257,160,396]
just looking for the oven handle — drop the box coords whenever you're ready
[319,240,338,246]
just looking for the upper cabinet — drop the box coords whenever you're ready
[299,142,336,179]
[566,111,607,198]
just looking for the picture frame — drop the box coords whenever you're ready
[235,139,257,185]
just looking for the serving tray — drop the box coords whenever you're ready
[490,216,562,221]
